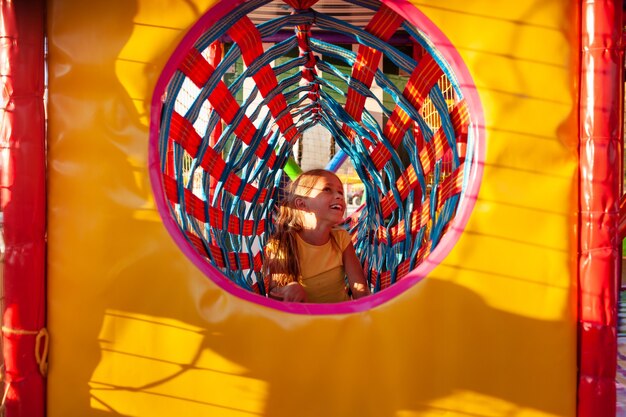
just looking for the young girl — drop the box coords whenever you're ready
[263,169,370,303]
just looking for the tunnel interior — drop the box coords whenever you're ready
[155,0,477,298]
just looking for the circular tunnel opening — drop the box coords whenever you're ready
[149,0,484,314]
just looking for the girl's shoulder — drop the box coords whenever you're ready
[330,227,351,249]
[330,227,349,237]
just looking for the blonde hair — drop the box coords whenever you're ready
[263,169,342,288]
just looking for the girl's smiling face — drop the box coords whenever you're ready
[295,172,346,227]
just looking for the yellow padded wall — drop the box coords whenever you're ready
[47,0,578,416]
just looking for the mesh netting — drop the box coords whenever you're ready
[157,0,475,296]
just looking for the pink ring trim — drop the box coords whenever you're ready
[148,0,485,315]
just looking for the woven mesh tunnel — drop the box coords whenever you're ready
[156,0,476,299]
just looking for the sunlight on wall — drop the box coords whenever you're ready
[91,309,268,416]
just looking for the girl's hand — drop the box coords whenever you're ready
[343,243,370,299]
[281,281,308,302]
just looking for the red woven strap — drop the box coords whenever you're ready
[250,282,262,295]
[436,168,463,211]
[163,175,265,236]
[373,257,411,290]
[229,17,263,64]
[368,208,432,290]
[414,124,425,149]
[404,54,443,110]
[222,174,268,203]
[178,50,279,169]
[345,47,381,121]
[450,99,469,162]
[378,270,391,290]
[376,99,469,218]
[282,0,319,8]
[295,22,322,107]
[206,41,223,202]
[378,137,438,218]
[395,259,412,282]
[415,242,430,265]
[186,231,262,272]
[168,112,268,203]
[255,252,264,274]
[228,16,298,143]
[384,109,413,149]
[342,4,403,140]
[420,100,469,175]
[296,25,317,80]
[372,259,411,290]
[180,47,214,87]
[185,231,209,257]
[377,198,430,245]
[369,55,444,171]
[169,111,203,156]
[180,48,251,133]
[165,140,175,177]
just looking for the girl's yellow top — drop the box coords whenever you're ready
[295,228,351,303]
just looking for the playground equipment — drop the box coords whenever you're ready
[153,0,480,308]
[0,0,623,416]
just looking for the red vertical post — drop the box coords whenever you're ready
[0,1,47,416]
[578,0,623,416]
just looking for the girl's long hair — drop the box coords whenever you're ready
[263,169,340,288]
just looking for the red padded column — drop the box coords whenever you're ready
[0,0,47,416]
[578,0,623,416]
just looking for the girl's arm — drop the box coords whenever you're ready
[343,243,370,299]
[264,240,307,302]
[268,276,307,302]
